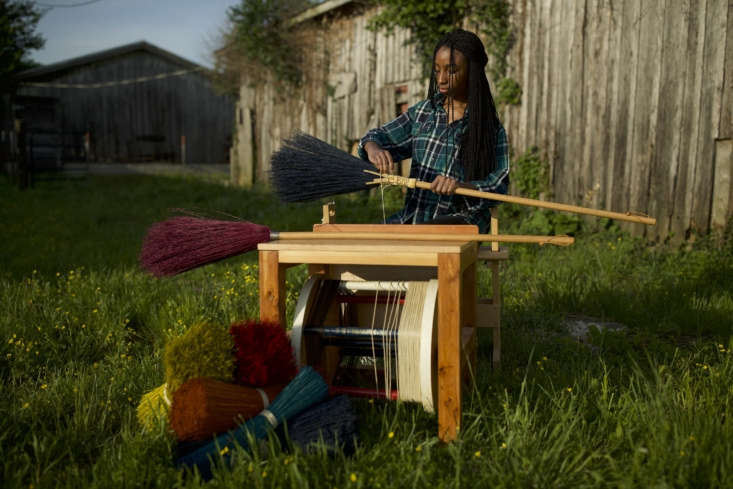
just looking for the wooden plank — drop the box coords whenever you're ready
[534,0,550,152]
[518,0,534,153]
[582,0,607,209]
[599,0,619,211]
[437,252,462,442]
[721,0,733,138]
[313,223,479,234]
[461,259,477,358]
[568,0,586,203]
[259,250,286,324]
[711,139,733,227]
[671,0,707,239]
[627,1,663,236]
[691,0,729,232]
[612,0,641,220]
[650,0,689,238]
[545,0,560,185]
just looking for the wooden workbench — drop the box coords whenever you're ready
[257,224,478,442]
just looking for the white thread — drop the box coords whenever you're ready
[260,409,278,428]
[256,388,270,409]
[161,384,171,406]
[397,282,428,403]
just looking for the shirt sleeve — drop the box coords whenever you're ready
[357,108,415,163]
[461,124,511,229]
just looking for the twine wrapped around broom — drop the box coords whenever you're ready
[176,366,329,480]
[170,378,284,442]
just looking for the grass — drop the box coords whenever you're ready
[1,173,733,488]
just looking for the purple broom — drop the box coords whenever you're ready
[176,366,328,480]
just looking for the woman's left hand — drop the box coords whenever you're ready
[430,175,459,195]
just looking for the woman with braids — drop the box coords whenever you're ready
[358,29,509,233]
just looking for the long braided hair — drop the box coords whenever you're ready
[427,29,500,181]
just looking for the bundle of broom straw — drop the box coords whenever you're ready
[136,383,172,431]
[176,366,329,480]
[269,132,656,226]
[170,378,284,442]
[282,394,358,455]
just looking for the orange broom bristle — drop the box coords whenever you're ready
[170,377,284,442]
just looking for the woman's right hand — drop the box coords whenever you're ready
[364,142,395,174]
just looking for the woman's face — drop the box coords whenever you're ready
[434,46,469,100]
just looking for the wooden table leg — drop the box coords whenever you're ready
[259,250,286,325]
[438,252,462,442]
[462,261,477,384]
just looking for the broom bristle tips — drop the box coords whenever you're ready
[270,133,375,203]
[139,217,272,276]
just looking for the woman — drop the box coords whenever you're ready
[358,29,509,233]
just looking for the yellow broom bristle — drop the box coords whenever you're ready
[136,383,171,431]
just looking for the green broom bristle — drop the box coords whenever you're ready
[164,321,235,394]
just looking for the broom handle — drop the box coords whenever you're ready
[272,231,574,246]
[366,172,655,225]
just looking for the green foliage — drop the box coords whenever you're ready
[226,0,310,87]
[0,0,44,90]
[471,0,514,80]
[368,0,516,85]
[368,0,466,77]
[494,76,521,107]
[500,146,582,236]
[163,321,235,393]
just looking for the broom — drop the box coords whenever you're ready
[170,378,284,442]
[140,216,573,276]
[136,383,172,431]
[269,132,656,226]
[230,320,297,386]
[164,321,235,395]
[176,366,329,480]
[280,394,358,455]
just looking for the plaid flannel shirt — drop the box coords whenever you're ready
[358,94,510,233]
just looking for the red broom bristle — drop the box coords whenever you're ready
[230,320,297,387]
[170,378,284,442]
[139,217,271,277]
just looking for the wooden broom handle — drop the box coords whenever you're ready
[272,231,574,246]
[366,172,656,226]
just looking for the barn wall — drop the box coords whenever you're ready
[18,51,233,163]
[503,0,732,238]
[233,0,732,238]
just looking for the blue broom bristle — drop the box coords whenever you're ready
[176,366,328,479]
[270,132,375,202]
[283,395,358,454]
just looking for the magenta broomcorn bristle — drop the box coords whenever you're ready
[270,132,375,202]
[139,217,271,276]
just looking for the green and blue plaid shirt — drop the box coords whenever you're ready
[358,94,510,233]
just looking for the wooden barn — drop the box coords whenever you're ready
[230,0,733,239]
[14,41,233,165]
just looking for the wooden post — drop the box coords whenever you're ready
[180,135,186,165]
[437,252,462,442]
[461,260,477,383]
[259,250,286,324]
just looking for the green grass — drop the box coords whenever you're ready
[1,174,733,488]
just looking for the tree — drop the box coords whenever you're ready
[1,0,45,89]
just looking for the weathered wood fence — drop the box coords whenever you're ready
[230,0,733,238]
[503,0,732,238]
